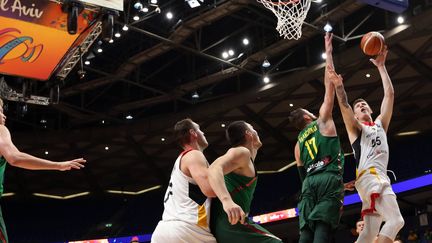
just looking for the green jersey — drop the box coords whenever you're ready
[298,120,344,177]
[211,171,282,243]
[0,157,6,196]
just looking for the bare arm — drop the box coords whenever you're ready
[0,125,86,170]
[319,32,336,124]
[208,147,249,225]
[182,150,216,198]
[328,69,362,144]
[295,142,302,166]
[372,48,394,132]
[295,142,306,182]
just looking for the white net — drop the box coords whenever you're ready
[257,0,311,40]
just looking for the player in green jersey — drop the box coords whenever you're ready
[289,33,344,243]
[0,98,86,242]
[208,121,282,243]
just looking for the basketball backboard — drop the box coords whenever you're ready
[79,0,123,11]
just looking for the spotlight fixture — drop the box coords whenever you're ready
[45,151,49,155]
[101,10,119,42]
[78,69,86,79]
[114,32,121,38]
[263,76,270,83]
[192,91,199,99]
[366,73,371,78]
[186,0,204,8]
[323,22,333,32]
[228,49,235,56]
[142,6,149,12]
[262,58,271,68]
[150,0,158,3]
[61,0,84,35]
[97,47,103,53]
[166,12,173,19]
[321,52,327,59]
[108,39,114,43]
[397,16,404,24]
[221,123,226,128]
[105,146,109,150]
[122,25,129,31]
[242,38,249,45]
[134,1,143,10]
[84,60,90,65]
[222,52,229,59]
[133,15,140,21]
[125,115,133,120]
[289,103,294,107]
[161,138,166,142]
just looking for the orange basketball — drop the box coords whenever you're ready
[360,32,385,56]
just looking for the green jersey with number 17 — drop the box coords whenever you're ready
[297,120,344,177]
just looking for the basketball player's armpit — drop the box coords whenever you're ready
[335,85,350,108]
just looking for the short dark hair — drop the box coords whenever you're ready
[226,121,248,147]
[352,98,366,108]
[289,108,308,130]
[174,118,195,146]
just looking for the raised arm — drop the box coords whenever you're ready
[319,32,336,123]
[295,142,306,183]
[208,147,249,225]
[182,150,216,198]
[371,47,394,132]
[0,125,86,170]
[328,69,362,143]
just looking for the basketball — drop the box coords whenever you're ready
[360,31,385,56]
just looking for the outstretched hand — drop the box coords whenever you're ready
[326,66,343,86]
[324,32,333,54]
[370,45,388,68]
[58,158,86,171]
[222,199,246,225]
[344,180,356,191]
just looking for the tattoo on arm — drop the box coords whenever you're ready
[336,85,350,108]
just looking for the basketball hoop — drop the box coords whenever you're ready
[257,0,311,40]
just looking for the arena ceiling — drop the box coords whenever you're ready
[2,0,432,199]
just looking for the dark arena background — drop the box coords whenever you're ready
[0,0,431,242]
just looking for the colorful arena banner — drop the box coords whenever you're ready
[0,0,96,80]
[66,234,151,243]
[252,208,298,224]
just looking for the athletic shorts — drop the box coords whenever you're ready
[211,217,282,243]
[298,172,344,231]
[355,173,395,216]
[0,206,8,243]
[151,220,216,243]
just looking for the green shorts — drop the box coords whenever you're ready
[0,206,8,243]
[298,172,344,231]
[211,199,282,243]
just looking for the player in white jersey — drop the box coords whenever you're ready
[151,118,217,243]
[328,47,404,243]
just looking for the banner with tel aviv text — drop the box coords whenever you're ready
[0,0,97,80]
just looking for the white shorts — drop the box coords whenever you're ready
[151,220,217,243]
[355,173,395,215]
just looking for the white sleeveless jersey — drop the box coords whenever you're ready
[161,149,212,231]
[352,120,396,215]
[352,120,389,177]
